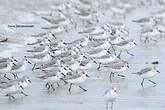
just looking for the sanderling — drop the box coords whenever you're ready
[103,59,129,81]
[132,16,157,27]
[110,5,127,18]
[132,67,160,87]
[109,36,125,45]
[86,48,110,58]
[90,31,109,40]
[89,39,111,50]
[0,59,13,80]
[78,27,96,34]
[38,70,66,90]
[0,76,31,99]
[151,7,165,18]
[79,58,93,70]
[103,87,118,110]
[66,36,91,47]
[10,58,31,78]
[94,54,118,70]
[64,70,89,93]
[25,52,52,71]
[155,24,165,37]
[140,27,159,43]
[27,45,50,55]
[112,39,137,57]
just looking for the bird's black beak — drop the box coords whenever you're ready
[83,56,87,59]
[52,33,56,39]
[14,59,18,62]
[80,44,83,47]
[25,58,32,64]
[114,90,118,93]
[64,67,67,70]
[86,74,90,78]
[93,60,97,64]
[61,73,65,77]
[28,80,31,83]
[127,65,129,68]
[20,85,24,90]
[134,42,137,45]
[61,60,65,63]
[27,61,32,64]
[107,50,111,54]
[157,70,160,73]
[69,68,73,72]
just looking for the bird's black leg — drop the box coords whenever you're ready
[126,51,134,56]
[106,102,109,110]
[111,102,114,110]
[148,80,157,86]
[4,74,11,80]
[109,72,114,82]
[60,78,68,85]
[69,83,72,94]
[12,73,18,79]
[117,52,121,58]
[56,82,60,88]
[97,63,101,71]
[50,84,55,91]
[21,91,28,96]
[141,79,144,87]
[32,63,36,71]
[6,94,15,100]
[79,85,87,92]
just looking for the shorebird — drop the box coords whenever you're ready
[151,7,165,18]
[0,76,31,99]
[0,57,17,63]
[0,82,23,99]
[89,39,111,50]
[0,34,8,42]
[42,24,65,34]
[140,27,159,43]
[0,59,13,80]
[65,36,91,47]
[95,54,118,70]
[112,39,137,57]
[103,87,118,110]
[109,36,125,45]
[103,59,129,81]
[155,24,165,37]
[86,48,110,58]
[79,58,93,70]
[25,52,52,71]
[89,30,109,40]
[64,70,89,93]
[10,58,32,78]
[78,27,96,34]
[132,16,157,27]
[38,70,66,90]
[110,5,127,18]
[132,67,160,87]
[27,45,50,55]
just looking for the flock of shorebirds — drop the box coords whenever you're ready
[0,0,165,109]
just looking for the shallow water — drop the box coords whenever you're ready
[0,0,165,110]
